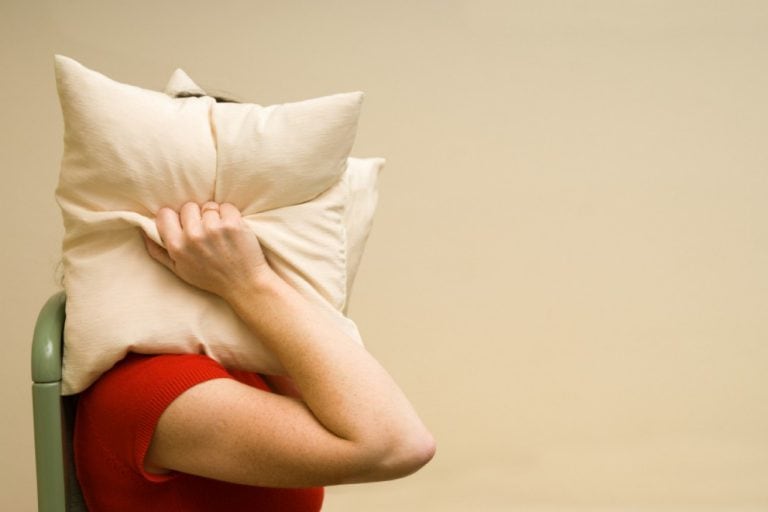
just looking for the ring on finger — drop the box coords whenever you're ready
[201,203,220,215]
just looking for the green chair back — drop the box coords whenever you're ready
[31,291,88,512]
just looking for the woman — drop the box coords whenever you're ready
[73,200,436,511]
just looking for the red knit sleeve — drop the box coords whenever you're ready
[75,352,324,512]
[75,352,235,483]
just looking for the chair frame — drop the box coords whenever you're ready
[31,291,79,512]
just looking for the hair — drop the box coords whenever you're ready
[174,91,242,103]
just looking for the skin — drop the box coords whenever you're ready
[140,200,436,488]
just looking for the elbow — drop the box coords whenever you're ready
[398,430,437,476]
[368,428,437,481]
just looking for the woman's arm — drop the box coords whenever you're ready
[142,201,435,488]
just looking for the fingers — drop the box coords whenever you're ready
[200,201,222,227]
[219,203,242,228]
[180,202,204,235]
[157,207,184,250]
[142,231,175,270]
[152,201,243,251]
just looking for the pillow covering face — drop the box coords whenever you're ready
[54,55,384,395]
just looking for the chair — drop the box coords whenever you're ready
[31,291,88,512]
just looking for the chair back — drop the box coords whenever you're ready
[31,291,87,512]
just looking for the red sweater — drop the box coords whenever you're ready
[74,352,324,512]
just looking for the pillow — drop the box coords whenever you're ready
[54,55,385,395]
[162,68,384,315]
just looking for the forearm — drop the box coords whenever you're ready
[225,268,434,473]
[145,202,434,483]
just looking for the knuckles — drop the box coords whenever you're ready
[186,230,206,245]
[154,203,246,254]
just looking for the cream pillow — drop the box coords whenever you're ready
[162,69,385,315]
[54,55,384,395]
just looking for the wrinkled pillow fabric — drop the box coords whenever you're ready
[343,157,384,310]
[54,55,384,395]
[162,68,385,315]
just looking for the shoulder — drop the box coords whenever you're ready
[76,353,274,482]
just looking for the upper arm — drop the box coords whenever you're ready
[145,377,379,488]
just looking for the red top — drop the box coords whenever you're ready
[74,352,324,512]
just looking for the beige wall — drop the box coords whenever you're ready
[2,1,767,510]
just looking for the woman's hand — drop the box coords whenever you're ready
[142,201,272,301]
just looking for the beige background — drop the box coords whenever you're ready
[2,1,767,510]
